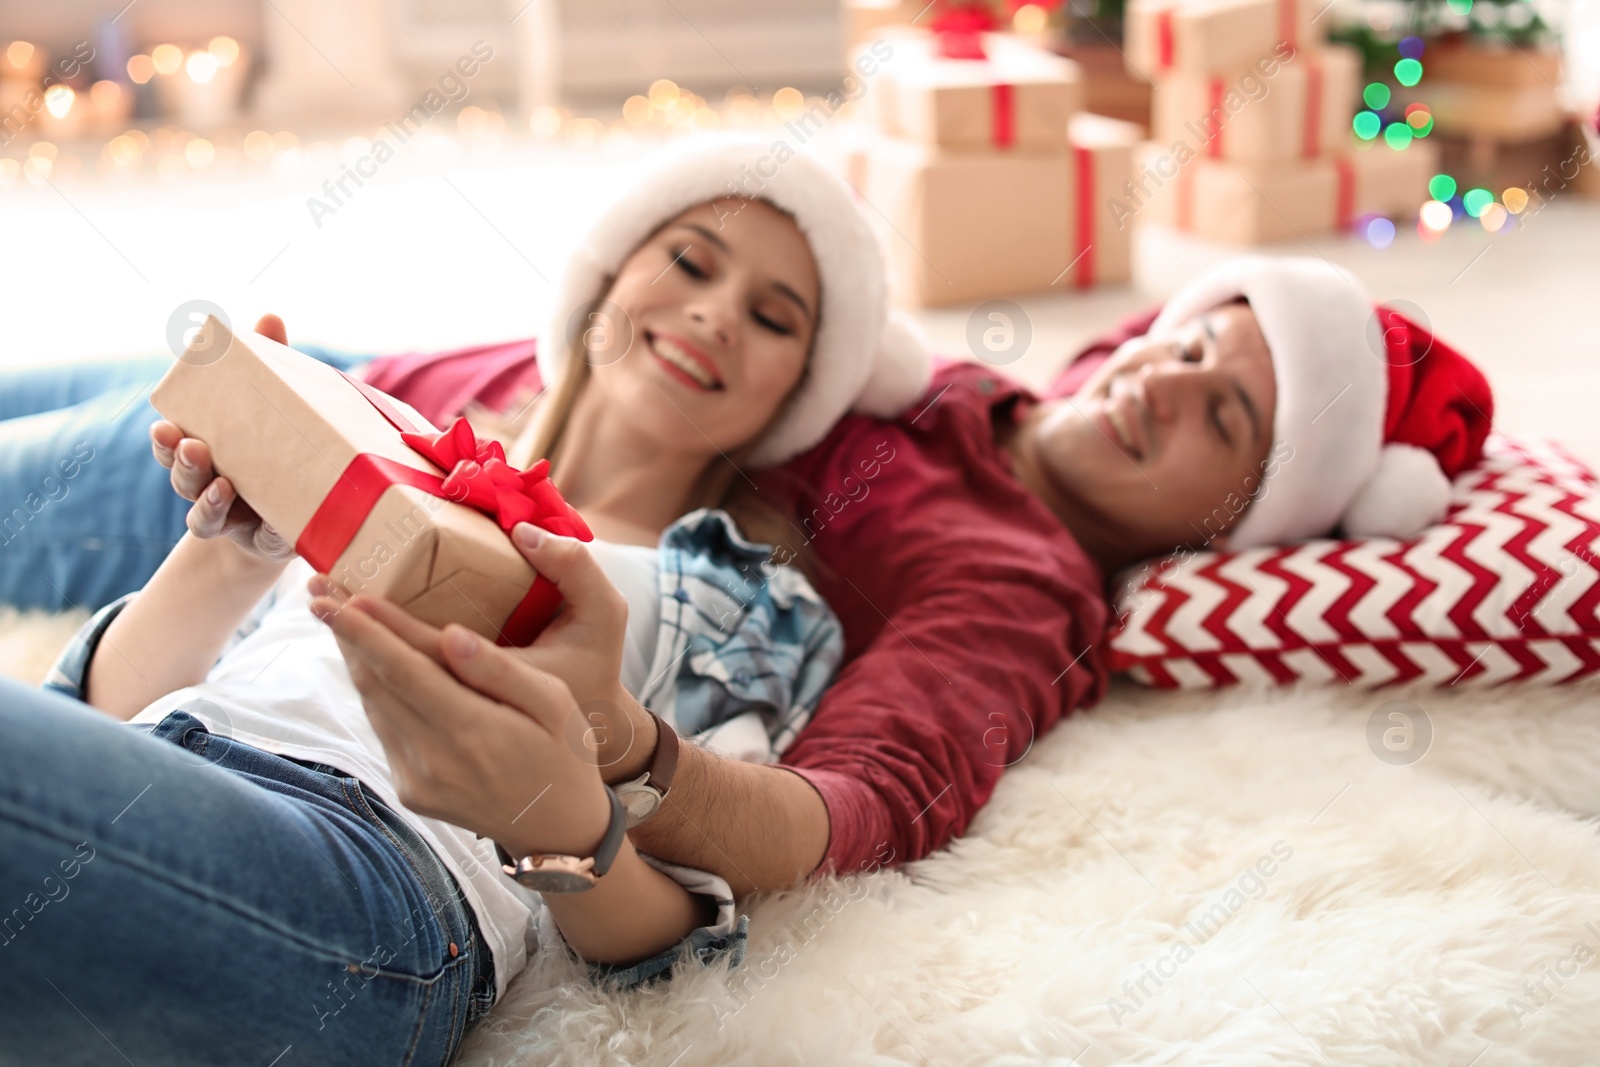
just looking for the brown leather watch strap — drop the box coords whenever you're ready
[643,710,678,796]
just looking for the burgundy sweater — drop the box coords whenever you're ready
[362,312,1159,874]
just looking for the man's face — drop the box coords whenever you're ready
[1018,302,1279,567]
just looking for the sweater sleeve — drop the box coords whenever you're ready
[763,394,1109,875]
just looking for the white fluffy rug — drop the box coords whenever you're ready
[6,615,1599,1065]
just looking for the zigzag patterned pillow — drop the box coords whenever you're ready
[1108,435,1600,688]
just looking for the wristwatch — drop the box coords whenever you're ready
[613,710,679,829]
[495,785,627,893]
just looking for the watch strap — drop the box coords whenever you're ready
[495,785,628,890]
[643,710,679,796]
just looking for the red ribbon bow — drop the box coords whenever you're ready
[399,418,593,542]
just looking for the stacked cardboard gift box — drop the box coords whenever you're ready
[844,29,1141,308]
[1123,0,1436,242]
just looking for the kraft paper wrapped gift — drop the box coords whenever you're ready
[1333,140,1440,220]
[868,32,1086,152]
[1151,46,1360,164]
[1412,81,1567,142]
[1125,0,1315,80]
[1068,113,1142,287]
[1129,142,1338,242]
[860,138,1075,306]
[150,317,586,645]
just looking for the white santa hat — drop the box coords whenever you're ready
[1151,256,1494,549]
[539,133,931,467]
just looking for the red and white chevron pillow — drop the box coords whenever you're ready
[1108,435,1600,688]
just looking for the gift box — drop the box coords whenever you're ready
[1423,41,1562,90]
[1333,140,1440,222]
[1126,0,1314,80]
[1129,142,1336,242]
[1411,81,1567,142]
[868,31,1086,152]
[860,137,1075,305]
[844,0,927,54]
[150,318,588,645]
[1068,113,1142,287]
[1151,45,1359,164]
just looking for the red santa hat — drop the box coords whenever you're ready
[1150,256,1494,549]
[539,134,932,467]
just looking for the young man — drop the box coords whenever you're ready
[326,256,1492,896]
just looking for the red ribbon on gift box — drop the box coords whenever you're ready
[1157,9,1175,70]
[1303,61,1322,158]
[296,371,592,647]
[1073,144,1096,289]
[1334,156,1355,229]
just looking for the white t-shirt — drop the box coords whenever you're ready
[127,544,665,1002]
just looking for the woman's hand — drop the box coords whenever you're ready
[308,584,613,858]
[149,313,298,566]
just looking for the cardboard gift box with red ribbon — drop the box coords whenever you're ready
[1126,0,1313,80]
[1131,138,1438,243]
[861,137,1073,306]
[150,317,590,647]
[1151,46,1359,164]
[867,31,1085,153]
[1068,113,1142,288]
[855,113,1136,306]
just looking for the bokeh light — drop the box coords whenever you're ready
[185,50,219,83]
[1428,173,1457,201]
[1353,111,1382,139]
[1384,122,1413,149]
[1462,188,1494,217]
[1446,0,1473,13]
[5,40,35,71]
[42,85,74,119]
[622,95,651,125]
[243,130,275,160]
[1395,58,1423,87]
[1407,109,1430,130]
[1363,82,1391,109]
[772,87,805,119]
[1420,199,1453,231]
[1366,216,1397,248]
[184,137,215,168]
[1398,36,1425,60]
[529,105,561,137]
[1012,3,1049,33]
[208,36,240,65]
[648,79,680,108]
[1479,203,1508,232]
[1503,187,1529,213]
[151,43,183,75]
[127,54,154,83]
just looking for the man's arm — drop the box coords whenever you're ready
[607,726,831,897]
[599,385,1108,892]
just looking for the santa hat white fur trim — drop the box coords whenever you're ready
[1150,256,1386,549]
[538,134,931,467]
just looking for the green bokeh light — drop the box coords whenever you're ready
[1413,114,1433,137]
[1446,0,1472,13]
[1428,173,1457,201]
[1395,58,1423,86]
[1363,82,1391,109]
[1353,111,1382,140]
[1463,188,1495,217]
[1384,122,1414,149]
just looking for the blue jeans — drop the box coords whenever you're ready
[0,346,375,612]
[0,681,497,1066]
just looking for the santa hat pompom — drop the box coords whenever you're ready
[1341,443,1453,540]
[854,310,934,418]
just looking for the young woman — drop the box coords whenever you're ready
[2,135,929,1065]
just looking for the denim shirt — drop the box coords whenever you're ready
[43,506,844,990]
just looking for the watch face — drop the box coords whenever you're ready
[620,787,660,823]
[514,855,598,893]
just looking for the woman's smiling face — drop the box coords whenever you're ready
[585,198,821,460]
